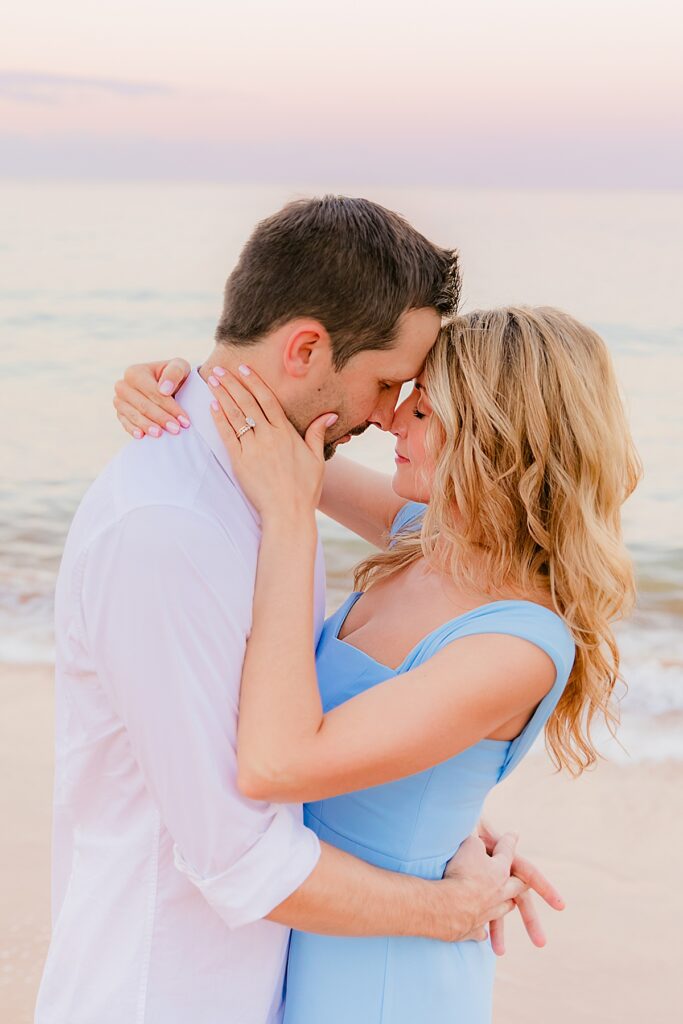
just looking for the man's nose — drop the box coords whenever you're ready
[368,391,400,432]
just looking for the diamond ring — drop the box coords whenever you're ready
[235,416,256,439]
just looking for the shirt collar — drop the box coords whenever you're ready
[176,368,261,525]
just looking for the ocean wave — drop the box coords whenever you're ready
[2,501,681,760]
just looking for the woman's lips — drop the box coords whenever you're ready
[395,451,409,464]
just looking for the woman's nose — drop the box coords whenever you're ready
[390,399,410,436]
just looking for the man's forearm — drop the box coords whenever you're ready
[266,842,461,941]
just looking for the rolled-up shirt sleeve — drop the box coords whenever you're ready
[80,503,320,928]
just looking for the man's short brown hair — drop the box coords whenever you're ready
[215,196,460,369]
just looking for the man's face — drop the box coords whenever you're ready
[289,307,442,459]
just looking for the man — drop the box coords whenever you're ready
[37,197,555,1024]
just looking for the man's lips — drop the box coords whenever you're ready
[331,423,369,447]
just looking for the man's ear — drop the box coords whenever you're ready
[282,319,332,379]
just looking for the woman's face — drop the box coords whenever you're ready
[390,376,436,502]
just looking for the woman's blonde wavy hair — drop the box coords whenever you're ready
[355,307,641,775]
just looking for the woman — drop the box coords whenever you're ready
[113,307,639,1023]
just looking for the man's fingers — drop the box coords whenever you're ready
[488,899,516,922]
[477,819,500,854]
[512,855,565,911]
[479,822,564,911]
[489,915,506,956]
[491,832,518,874]
[461,926,489,944]
[490,894,546,955]
[515,891,547,948]
[158,358,191,396]
[502,876,528,902]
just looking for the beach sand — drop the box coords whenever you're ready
[1,663,679,1024]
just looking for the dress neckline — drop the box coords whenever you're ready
[330,592,569,753]
[333,591,559,673]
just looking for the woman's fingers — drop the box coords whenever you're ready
[209,369,267,428]
[305,413,338,460]
[210,397,242,462]
[209,376,255,442]
[113,398,164,439]
[114,379,190,433]
[231,364,289,426]
[116,410,146,441]
[158,358,191,397]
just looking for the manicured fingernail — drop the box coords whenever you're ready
[238,364,251,376]
[159,380,174,395]
[213,366,226,377]
[166,421,180,435]
[133,428,143,440]
[178,415,190,428]
[326,414,339,426]
[149,425,162,438]
[210,400,220,412]
[208,375,219,387]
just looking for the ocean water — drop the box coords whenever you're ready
[1,182,681,760]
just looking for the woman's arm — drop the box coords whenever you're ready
[319,455,406,547]
[207,367,564,945]
[203,368,555,804]
[113,358,404,547]
[236,515,555,803]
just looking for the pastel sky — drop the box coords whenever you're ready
[2,0,682,185]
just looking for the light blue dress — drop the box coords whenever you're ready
[284,503,576,1024]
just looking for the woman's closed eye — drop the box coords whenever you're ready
[413,409,426,420]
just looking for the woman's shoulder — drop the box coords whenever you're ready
[446,599,576,684]
[390,501,427,537]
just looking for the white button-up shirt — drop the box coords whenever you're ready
[36,370,324,1024]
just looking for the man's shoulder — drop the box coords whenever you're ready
[110,427,214,513]
[65,430,253,567]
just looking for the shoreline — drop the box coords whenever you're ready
[1,663,680,1023]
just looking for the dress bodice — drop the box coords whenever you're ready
[304,586,575,879]
[286,503,576,1024]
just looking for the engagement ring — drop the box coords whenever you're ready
[236,417,256,439]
